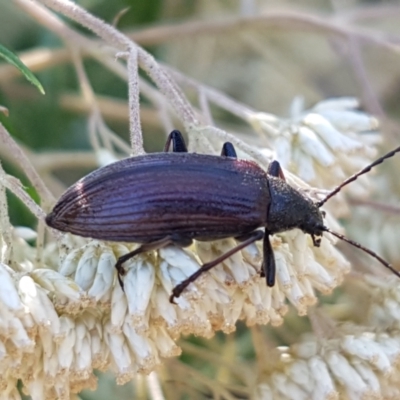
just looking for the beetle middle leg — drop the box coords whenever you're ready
[169,230,264,303]
[164,130,188,153]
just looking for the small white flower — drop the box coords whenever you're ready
[0,263,24,313]
[105,322,135,384]
[74,244,100,291]
[18,276,61,337]
[14,226,37,241]
[96,148,119,166]
[30,269,83,313]
[307,356,337,400]
[124,256,155,332]
[87,248,115,301]
[110,282,128,332]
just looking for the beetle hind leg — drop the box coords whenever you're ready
[164,130,188,153]
[170,230,264,303]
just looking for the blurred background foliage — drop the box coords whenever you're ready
[2,0,400,398]
[2,0,400,226]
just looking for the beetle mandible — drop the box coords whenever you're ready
[46,130,400,302]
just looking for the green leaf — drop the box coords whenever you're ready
[0,43,45,94]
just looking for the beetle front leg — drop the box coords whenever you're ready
[262,233,276,287]
[267,160,286,180]
[163,130,188,153]
[169,230,264,303]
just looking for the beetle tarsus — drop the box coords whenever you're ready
[169,280,193,303]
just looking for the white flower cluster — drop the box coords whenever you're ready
[249,98,380,215]
[254,331,400,400]
[366,275,400,331]
[0,220,349,398]
[0,97,385,397]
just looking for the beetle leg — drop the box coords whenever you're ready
[267,160,286,180]
[220,142,237,158]
[262,233,276,286]
[169,230,264,303]
[115,236,175,289]
[163,130,188,153]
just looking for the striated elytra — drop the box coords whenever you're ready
[46,130,400,302]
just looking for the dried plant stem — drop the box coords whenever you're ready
[193,125,273,165]
[167,66,256,121]
[345,36,385,119]
[70,48,112,154]
[19,0,145,153]
[34,152,98,171]
[127,10,400,52]
[34,0,196,129]
[0,123,55,207]
[172,361,238,400]
[127,47,143,155]
[308,307,337,339]
[6,5,400,78]
[137,50,197,127]
[198,89,213,125]
[35,219,46,266]
[145,372,165,400]
[349,198,400,214]
[38,0,131,49]
[179,341,249,378]
[250,326,272,376]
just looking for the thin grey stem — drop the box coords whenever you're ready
[127,47,144,155]
[0,123,55,207]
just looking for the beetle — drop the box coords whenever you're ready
[46,130,400,302]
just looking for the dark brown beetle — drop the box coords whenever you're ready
[46,130,400,302]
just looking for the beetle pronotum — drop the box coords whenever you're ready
[46,130,400,302]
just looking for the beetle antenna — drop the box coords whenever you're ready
[317,145,400,208]
[321,226,400,279]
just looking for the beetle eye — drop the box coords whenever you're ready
[321,210,326,218]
